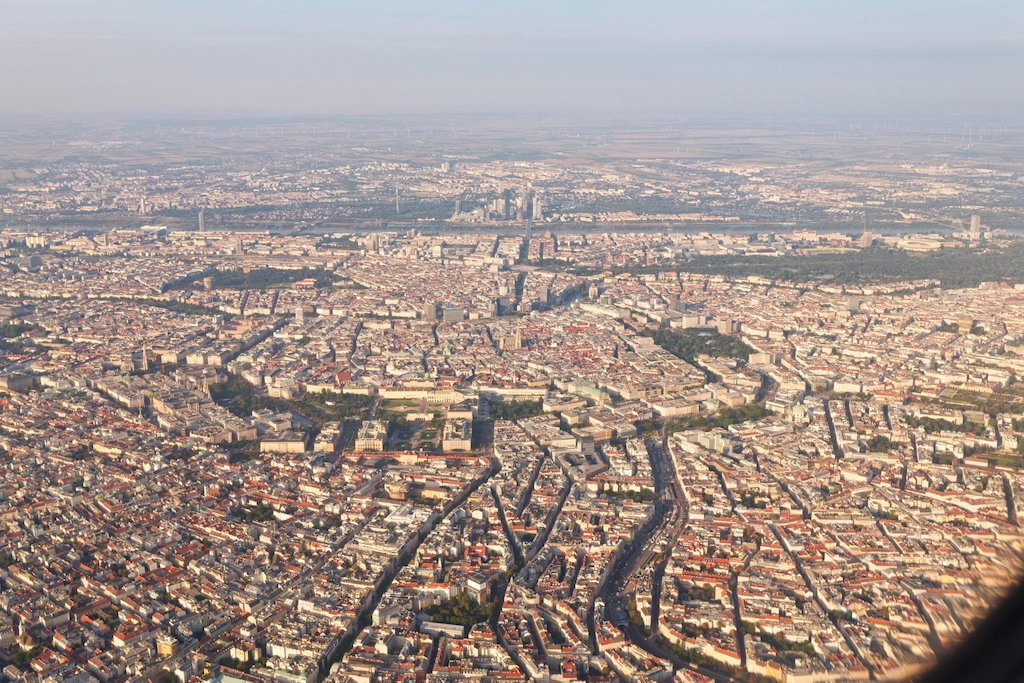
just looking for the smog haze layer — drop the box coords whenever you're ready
[1,0,1022,118]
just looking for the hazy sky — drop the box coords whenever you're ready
[1,0,1021,118]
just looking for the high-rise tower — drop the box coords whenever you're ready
[969,215,982,240]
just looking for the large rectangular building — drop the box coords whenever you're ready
[441,307,465,323]
[442,419,472,451]
[354,420,388,452]
[260,430,309,454]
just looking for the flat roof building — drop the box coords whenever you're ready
[442,419,472,452]
[355,420,388,452]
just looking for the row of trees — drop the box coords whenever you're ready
[117,297,227,318]
[209,380,371,424]
[231,502,277,523]
[904,415,988,436]
[487,399,545,421]
[641,328,755,366]
[624,244,1024,289]
[667,405,770,433]
[422,592,494,627]
[166,266,336,292]
[0,322,41,354]
[607,488,658,503]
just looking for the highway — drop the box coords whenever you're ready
[588,433,744,683]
